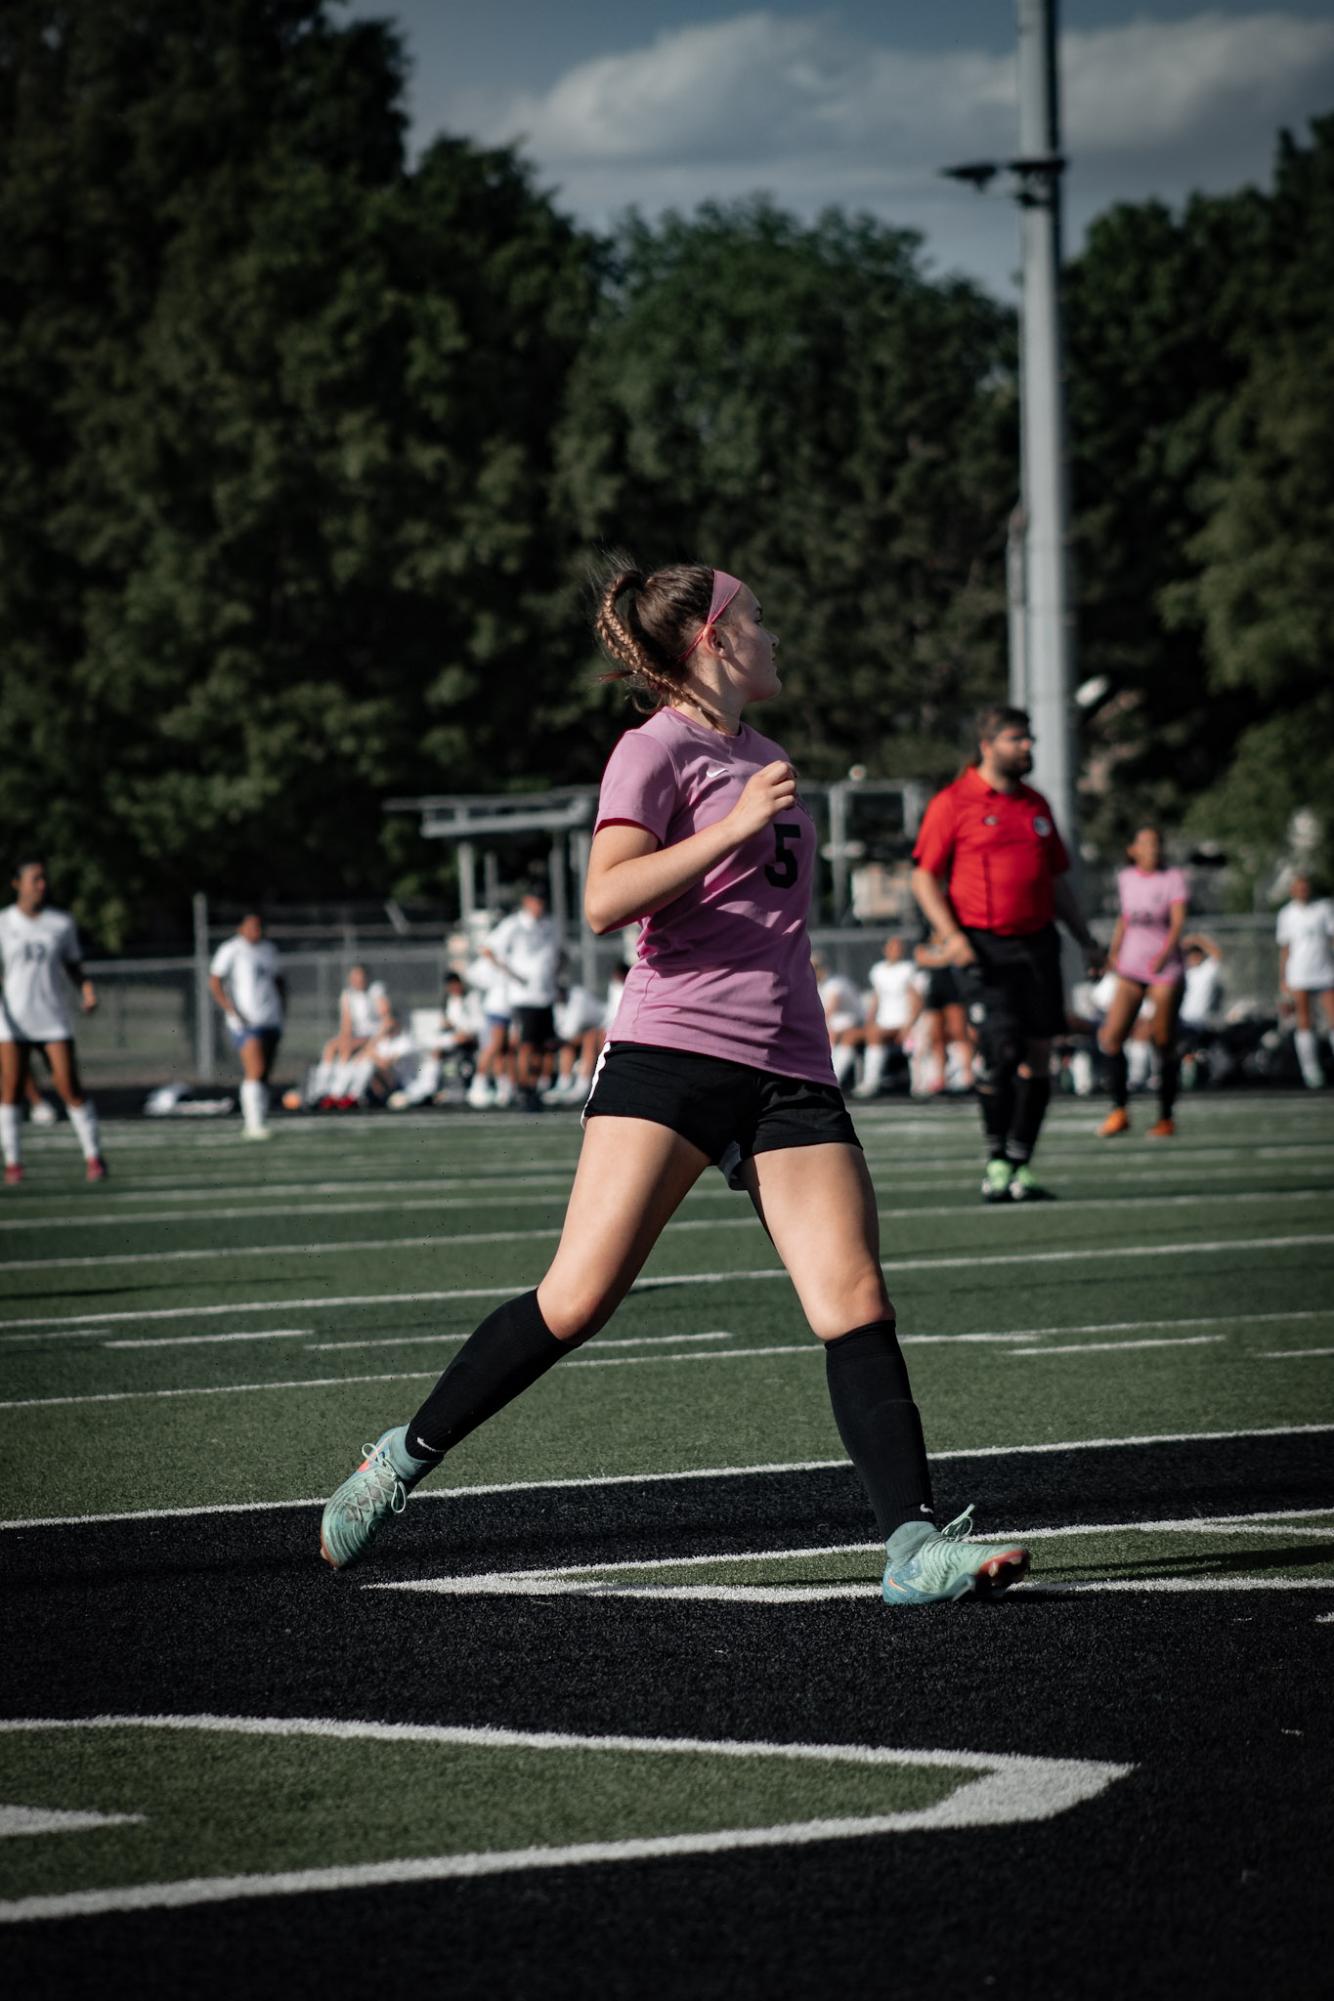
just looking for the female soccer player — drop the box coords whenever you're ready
[321,563,1029,1606]
[1098,825,1188,1138]
[208,913,286,1139]
[0,857,107,1185]
[1276,874,1334,1089]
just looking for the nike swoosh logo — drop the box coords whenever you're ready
[705,766,730,779]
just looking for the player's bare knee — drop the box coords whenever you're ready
[811,1274,893,1341]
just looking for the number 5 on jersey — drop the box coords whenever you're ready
[765,821,801,890]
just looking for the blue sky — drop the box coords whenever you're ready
[345,2,1334,294]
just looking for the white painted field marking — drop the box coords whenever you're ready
[105,1329,313,1350]
[7,1194,1332,1275]
[9,1170,1332,1234]
[112,1306,1333,1363]
[3,1422,1331,1533]
[0,1713,1131,1924]
[311,1329,733,1355]
[1011,1335,1224,1356]
[1262,1347,1334,1359]
[0,1805,145,1840]
[1,1320,1286,1411]
[376,1506,1334,1603]
[4,1231,1332,1336]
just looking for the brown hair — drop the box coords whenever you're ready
[594,560,722,718]
[974,703,1031,754]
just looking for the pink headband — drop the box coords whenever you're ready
[677,569,743,660]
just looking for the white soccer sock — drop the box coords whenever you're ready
[831,1042,857,1086]
[857,1043,887,1094]
[67,1099,101,1162]
[947,1043,974,1090]
[0,1103,20,1167]
[1296,1029,1323,1086]
[1127,1040,1152,1089]
[241,1079,268,1131]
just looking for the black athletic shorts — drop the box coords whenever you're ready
[924,966,961,1011]
[511,1004,556,1048]
[584,1040,860,1185]
[959,923,1067,1043]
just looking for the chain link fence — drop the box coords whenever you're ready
[66,917,1286,1091]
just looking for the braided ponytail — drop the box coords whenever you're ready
[594,560,718,716]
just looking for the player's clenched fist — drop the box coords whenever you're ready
[727,761,797,842]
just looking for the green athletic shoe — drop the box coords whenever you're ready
[981,1159,1013,1203]
[319,1426,429,1569]
[1008,1164,1054,1202]
[882,1505,1030,1606]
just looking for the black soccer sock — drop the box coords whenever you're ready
[977,1077,1015,1160]
[1158,1052,1180,1119]
[1106,1049,1128,1110]
[824,1321,935,1538]
[1006,1072,1051,1165]
[405,1289,566,1461]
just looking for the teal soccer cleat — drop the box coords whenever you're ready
[882,1505,1030,1606]
[981,1159,1013,1204]
[319,1426,430,1569]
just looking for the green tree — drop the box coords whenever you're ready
[555,202,1018,788]
[0,0,599,944]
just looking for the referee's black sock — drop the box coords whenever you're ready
[1106,1049,1129,1110]
[405,1289,566,1462]
[824,1321,935,1538]
[1158,1052,1180,1119]
[1006,1072,1051,1165]
[977,1077,1015,1160]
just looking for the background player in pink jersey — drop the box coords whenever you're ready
[1097,825,1189,1138]
[321,560,1029,1607]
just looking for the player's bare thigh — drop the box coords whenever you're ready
[1098,977,1146,1054]
[1146,981,1183,1048]
[43,1040,86,1105]
[536,1115,709,1343]
[0,1040,31,1104]
[741,1142,893,1340]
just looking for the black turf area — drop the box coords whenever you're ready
[4,1431,1333,1999]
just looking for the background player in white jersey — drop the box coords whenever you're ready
[811,953,864,1089]
[0,857,107,1186]
[208,912,286,1138]
[483,883,561,1113]
[853,935,924,1099]
[1276,874,1334,1087]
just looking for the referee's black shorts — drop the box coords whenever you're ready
[958,923,1067,1045]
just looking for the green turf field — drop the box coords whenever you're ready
[3,1092,1332,1991]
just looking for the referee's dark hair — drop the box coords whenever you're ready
[973,703,1031,760]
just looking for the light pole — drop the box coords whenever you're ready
[943,0,1077,856]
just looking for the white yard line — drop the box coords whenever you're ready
[6,1188,1332,1273]
[1011,1335,1223,1356]
[1262,1346,1334,1358]
[3,1231,1332,1336]
[3,1421,1331,1532]
[0,1714,1129,1924]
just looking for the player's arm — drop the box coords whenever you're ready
[1106,914,1126,967]
[1182,931,1220,959]
[65,956,97,1015]
[585,761,796,935]
[910,869,975,968]
[1278,943,1290,996]
[1151,901,1188,975]
[207,973,235,1017]
[1052,876,1102,973]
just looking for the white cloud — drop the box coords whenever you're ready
[422,10,1334,293]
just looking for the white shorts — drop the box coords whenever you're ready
[0,1008,72,1045]
[827,1011,859,1034]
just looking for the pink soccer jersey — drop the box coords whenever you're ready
[594,707,835,1083]
[1114,865,1189,985]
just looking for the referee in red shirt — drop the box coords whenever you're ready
[912,705,1101,1202]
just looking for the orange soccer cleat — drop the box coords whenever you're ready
[1099,1107,1130,1138]
[1146,1118,1176,1139]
